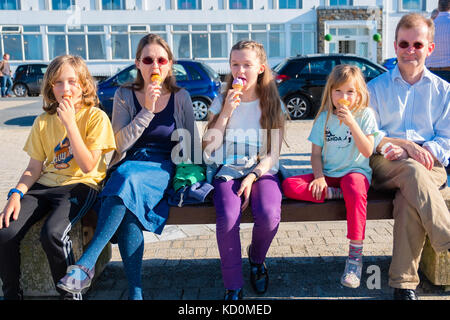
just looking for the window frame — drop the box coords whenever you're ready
[176,0,202,10]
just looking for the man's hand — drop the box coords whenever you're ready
[382,143,409,161]
[405,143,434,170]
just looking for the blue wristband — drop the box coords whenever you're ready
[7,188,24,200]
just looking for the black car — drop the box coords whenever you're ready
[12,63,48,97]
[274,54,387,119]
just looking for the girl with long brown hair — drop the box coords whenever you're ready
[203,40,286,300]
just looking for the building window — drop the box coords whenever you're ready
[399,0,423,11]
[0,0,19,9]
[24,26,43,60]
[290,24,315,56]
[177,0,202,9]
[229,0,253,9]
[1,33,23,60]
[329,0,353,6]
[102,0,125,10]
[279,0,302,9]
[231,24,285,58]
[87,25,106,60]
[51,0,74,10]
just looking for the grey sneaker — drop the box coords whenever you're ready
[340,258,362,288]
[57,264,95,294]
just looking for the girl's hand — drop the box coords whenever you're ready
[144,81,162,112]
[0,194,21,229]
[237,174,256,211]
[308,177,327,201]
[221,89,243,118]
[57,98,77,129]
[336,105,355,127]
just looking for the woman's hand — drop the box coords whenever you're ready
[57,98,77,129]
[308,177,327,201]
[237,173,256,211]
[0,194,21,229]
[221,89,242,118]
[144,81,162,113]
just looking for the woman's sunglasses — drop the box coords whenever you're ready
[140,56,169,65]
[397,41,424,50]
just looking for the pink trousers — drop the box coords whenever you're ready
[282,172,370,241]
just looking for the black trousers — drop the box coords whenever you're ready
[0,183,97,300]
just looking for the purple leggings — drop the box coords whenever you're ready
[213,174,282,290]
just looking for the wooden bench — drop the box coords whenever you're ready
[3,167,449,297]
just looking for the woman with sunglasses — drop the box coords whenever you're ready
[58,34,200,300]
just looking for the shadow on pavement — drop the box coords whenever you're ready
[85,255,449,300]
[4,115,37,127]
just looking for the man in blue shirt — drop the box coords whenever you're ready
[368,13,450,300]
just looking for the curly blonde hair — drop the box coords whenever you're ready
[42,55,99,114]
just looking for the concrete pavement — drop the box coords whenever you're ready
[0,97,448,300]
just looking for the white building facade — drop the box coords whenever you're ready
[0,0,438,77]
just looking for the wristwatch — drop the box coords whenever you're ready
[250,170,261,180]
[7,188,24,200]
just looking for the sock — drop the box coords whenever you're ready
[116,212,144,300]
[348,243,363,263]
[326,187,344,200]
[77,196,127,270]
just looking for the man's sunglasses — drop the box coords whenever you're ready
[140,56,169,65]
[397,41,424,50]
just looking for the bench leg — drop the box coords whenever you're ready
[419,236,450,286]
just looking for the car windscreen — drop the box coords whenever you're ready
[201,62,220,81]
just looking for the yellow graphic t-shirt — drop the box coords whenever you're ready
[24,106,116,191]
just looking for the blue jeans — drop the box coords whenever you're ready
[1,75,13,96]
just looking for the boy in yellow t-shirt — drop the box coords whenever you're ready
[0,55,115,300]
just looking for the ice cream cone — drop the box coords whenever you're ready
[151,74,162,86]
[338,98,350,125]
[232,78,244,99]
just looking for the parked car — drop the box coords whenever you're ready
[383,57,397,70]
[273,54,387,119]
[97,59,221,120]
[12,63,48,97]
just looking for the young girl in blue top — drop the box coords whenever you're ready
[282,64,380,289]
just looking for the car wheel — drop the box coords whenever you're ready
[13,83,28,97]
[192,98,210,121]
[285,94,312,119]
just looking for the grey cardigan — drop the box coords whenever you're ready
[109,86,201,168]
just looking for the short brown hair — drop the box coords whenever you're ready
[126,33,180,93]
[42,55,99,114]
[395,13,435,42]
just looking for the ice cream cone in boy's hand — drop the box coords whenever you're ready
[151,74,162,85]
[232,77,245,99]
[338,98,350,125]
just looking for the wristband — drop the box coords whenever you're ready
[250,170,261,180]
[7,188,24,200]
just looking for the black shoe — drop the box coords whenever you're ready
[393,288,418,300]
[247,245,269,294]
[224,288,243,300]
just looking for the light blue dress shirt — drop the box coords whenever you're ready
[367,65,450,166]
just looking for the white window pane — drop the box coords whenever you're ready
[3,34,23,60]
[23,25,40,32]
[102,0,124,10]
[269,32,284,57]
[192,25,208,31]
[329,42,337,53]
[111,34,129,59]
[252,24,266,31]
[68,35,86,59]
[303,32,314,54]
[290,32,302,55]
[48,35,66,59]
[88,35,106,60]
[251,32,267,50]
[150,25,166,32]
[0,0,19,9]
[88,25,104,32]
[173,34,190,58]
[178,0,201,9]
[24,35,43,60]
[211,33,227,58]
[130,34,146,59]
[233,33,250,45]
[358,42,368,58]
[192,33,208,58]
[402,0,420,10]
[52,0,72,10]
[230,0,252,9]
[211,24,226,31]
[48,25,65,32]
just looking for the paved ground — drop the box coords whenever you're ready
[0,97,448,300]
